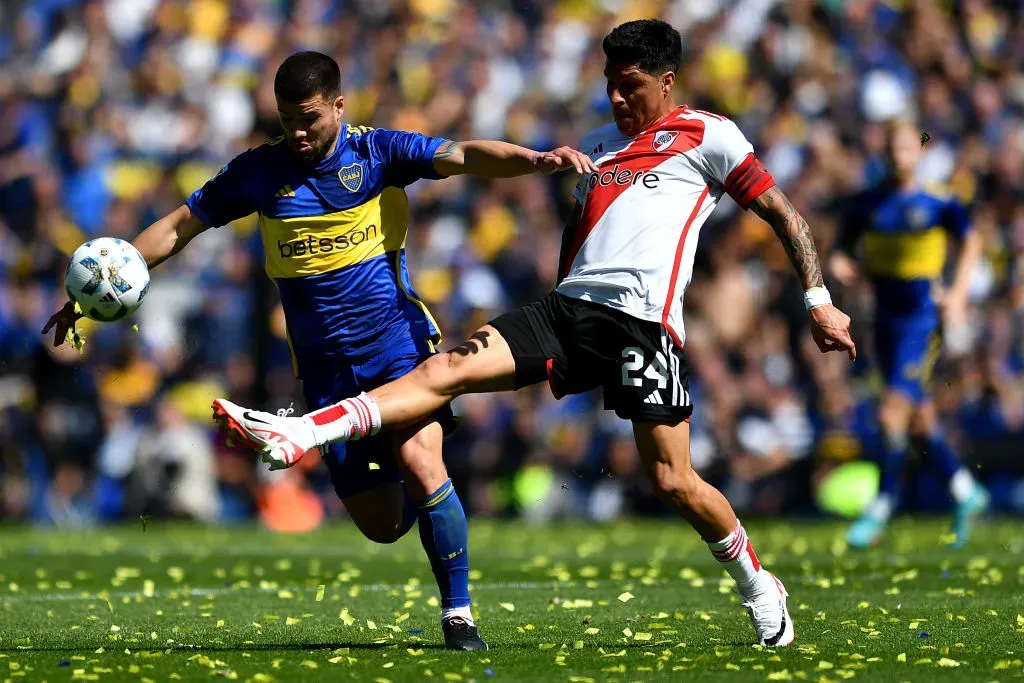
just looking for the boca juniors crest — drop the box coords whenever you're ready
[338,163,364,192]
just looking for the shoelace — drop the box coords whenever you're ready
[277,402,295,418]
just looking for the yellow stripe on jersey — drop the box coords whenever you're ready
[393,247,443,344]
[258,188,409,279]
[862,226,947,280]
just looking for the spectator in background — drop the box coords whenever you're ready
[1,0,1023,526]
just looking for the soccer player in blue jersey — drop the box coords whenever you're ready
[830,119,989,548]
[43,51,595,650]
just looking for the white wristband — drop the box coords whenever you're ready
[803,286,832,311]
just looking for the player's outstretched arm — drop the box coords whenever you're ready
[133,204,209,270]
[749,185,857,361]
[432,140,597,178]
[41,205,209,347]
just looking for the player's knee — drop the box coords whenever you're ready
[415,352,467,395]
[354,517,407,544]
[877,395,911,436]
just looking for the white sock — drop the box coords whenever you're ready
[949,468,975,503]
[708,523,764,595]
[305,393,381,444]
[865,493,893,522]
[442,606,474,624]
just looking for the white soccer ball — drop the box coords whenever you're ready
[65,237,150,322]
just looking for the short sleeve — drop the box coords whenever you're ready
[366,128,448,187]
[943,198,972,239]
[186,150,261,228]
[700,118,775,208]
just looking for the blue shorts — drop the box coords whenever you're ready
[875,310,941,403]
[297,331,455,500]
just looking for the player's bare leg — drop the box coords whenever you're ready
[632,420,794,647]
[342,484,412,543]
[211,325,518,466]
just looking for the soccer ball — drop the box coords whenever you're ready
[65,238,150,322]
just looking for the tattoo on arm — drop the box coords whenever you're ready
[433,140,460,161]
[749,185,824,289]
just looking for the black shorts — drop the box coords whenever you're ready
[490,291,693,422]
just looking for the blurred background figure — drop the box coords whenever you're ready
[1,0,1022,529]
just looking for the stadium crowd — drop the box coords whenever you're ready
[1,0,1022,529]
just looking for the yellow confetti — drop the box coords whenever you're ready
[339,609,355,626]
[315,585,325,602]
[618,592,634,603]
[818,661,834,670]
[367,620,377,630]
[937,658,960,667]
[500,603,515,612]
[143,580,154,598]
[585,628,600,635]
[300,660,318,668]
[897,653,906,663]
[574,640,584,649]
[286,617,301,626]
[278,590,294,599]
[633,632,652,641]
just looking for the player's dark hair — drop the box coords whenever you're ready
[274,51,342,102]
[602,19,682,75]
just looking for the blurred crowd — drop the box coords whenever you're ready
[1,0,1023,529]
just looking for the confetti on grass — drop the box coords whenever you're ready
[617,592,634,603]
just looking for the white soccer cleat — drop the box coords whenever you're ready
[212,399,317,470]
[742,572,794,647]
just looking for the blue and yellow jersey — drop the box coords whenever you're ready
[839,183,971,313]
[186,125,446,372]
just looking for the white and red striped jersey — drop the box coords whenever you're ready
[557,105,775,348]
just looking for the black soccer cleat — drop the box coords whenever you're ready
[442,616,488,651]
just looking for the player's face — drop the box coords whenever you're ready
[277,94,344,164]
[605,62,675,136]
[886,125,921,181]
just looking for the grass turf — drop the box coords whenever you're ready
[0,518,1022,682]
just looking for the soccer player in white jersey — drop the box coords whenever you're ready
[213,19,856,647]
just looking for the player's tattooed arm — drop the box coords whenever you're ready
[749,185,824,290]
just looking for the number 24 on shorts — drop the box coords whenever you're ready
[620,347,669,387]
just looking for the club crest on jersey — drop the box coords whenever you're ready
[338,164,363,192]
[654,131,678,152]
[908,206,929,229]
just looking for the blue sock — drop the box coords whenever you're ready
[417,480,471,609]
[916,433,962,480]
[878,431,909,500]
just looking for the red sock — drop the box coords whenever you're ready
[308,393,381,442]
[708,522,762,589]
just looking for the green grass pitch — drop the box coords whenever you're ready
[0,519,1022,682]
